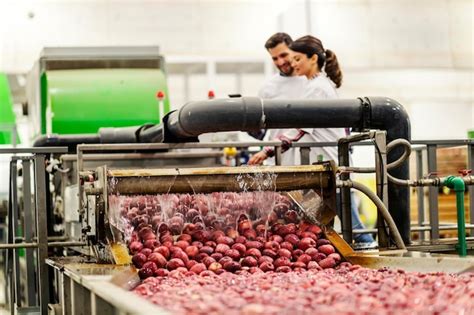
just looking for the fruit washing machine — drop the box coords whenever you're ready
[48,163,338,314]
[46,163,474,315]
[78,163,337,263]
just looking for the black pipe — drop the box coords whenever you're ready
[33,134,101,152]
[367,97,411,244]
[162,97,363,142]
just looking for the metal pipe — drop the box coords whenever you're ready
[355,227,428,234]
[338,138,411,174]
[388,174,474,187]
[60,152,222,161]
[355,224,474,234]
[439,224,474,230]
[48,242,87,247]
[33,134,101,152]
[338,179,406,250]
[15,236,72,242]
[163,97,362,141]
[0,243,38,249]
[0,242,87,249]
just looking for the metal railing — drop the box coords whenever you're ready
[74,139,473,245]
[411,140,474,242]
[288,139,474,244]
[0,147,70,315]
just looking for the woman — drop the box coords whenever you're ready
[249,35,345,165]
[249,35,374,244]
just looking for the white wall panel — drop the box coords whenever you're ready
[0,0,471,141]
[311,0,373,68]
[369,0,452,67]
[0,0,290,71]
[411,101,472,139]
[0,0,471,70]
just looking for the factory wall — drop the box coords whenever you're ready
[0,0,472,142]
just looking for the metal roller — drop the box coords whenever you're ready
[107,164,335,195]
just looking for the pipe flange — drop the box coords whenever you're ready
[353,97,371,132]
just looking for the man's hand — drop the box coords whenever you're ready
[248,151,268,165]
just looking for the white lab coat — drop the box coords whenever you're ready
[299,73,346,164]
[258,74,307,165]
[265,73,346,165]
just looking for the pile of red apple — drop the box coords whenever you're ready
[117,192,474,314]
[133,263,474,315]
[119,192,340,279]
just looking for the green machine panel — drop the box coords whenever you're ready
[0,73,17,144]
[45,69,170,134]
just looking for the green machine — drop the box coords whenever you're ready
[27,47,170,138]
[0,73,18,145]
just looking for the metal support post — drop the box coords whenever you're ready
[468,143,474,236]
[22,160,38,306]
[34,154,50,315]
[7,161,15,315]
[374,131,390,248]
[427,144,439,241]
[274,146,282,166]
[299,146,311,165]
[415,150,426,241]
[337,141,352,244]
[9,160,21,310]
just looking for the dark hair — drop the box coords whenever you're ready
[289,35,343,88]
[264,32,293,50]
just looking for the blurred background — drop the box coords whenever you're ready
[0,0,472,139]
[0,1,472,313]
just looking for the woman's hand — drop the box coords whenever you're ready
[248,151,268,165]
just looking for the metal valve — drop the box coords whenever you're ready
[458,169,472,177]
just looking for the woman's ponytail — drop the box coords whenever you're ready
[324,49,342,88]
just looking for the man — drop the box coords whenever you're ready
[259,32,307,104]
[251,32,307,165]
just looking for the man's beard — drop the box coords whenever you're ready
[279,64,293,76]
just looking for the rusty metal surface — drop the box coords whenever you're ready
[107,164,335,195]
[108,164,332,177]
[324,228,355,258]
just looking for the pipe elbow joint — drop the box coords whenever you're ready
[366,97,411,140]
[444,176,465,192]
